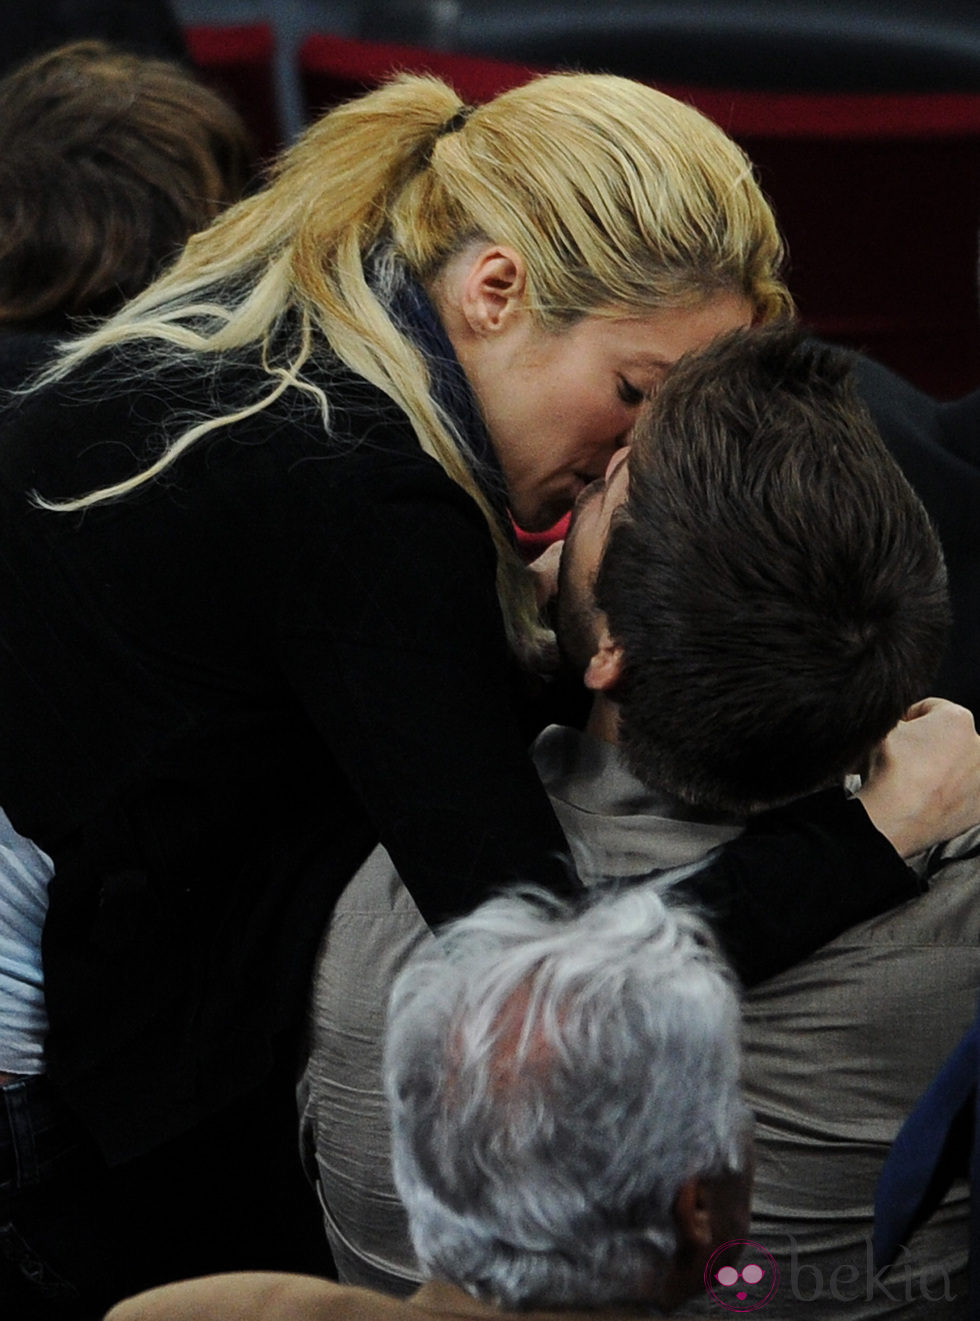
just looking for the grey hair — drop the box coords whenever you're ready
[383,882,747,1310]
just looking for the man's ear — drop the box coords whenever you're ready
[675,1164,752,1256]
[459,246,527,335]
[583,624,624,693]
[673,1177,715,1251]
[661,1177,728,1312]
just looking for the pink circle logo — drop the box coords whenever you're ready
[704,1239,780,1312]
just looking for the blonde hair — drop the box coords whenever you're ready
[37,71,790,662]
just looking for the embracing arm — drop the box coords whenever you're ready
[275,430,979,941]
[272,449,577,927]
[668,699,980,987]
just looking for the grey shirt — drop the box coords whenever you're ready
[302,727,980,1314]
[737,831,980,1319]
[299,726,738,1294]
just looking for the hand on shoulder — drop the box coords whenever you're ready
[857,698,980,857]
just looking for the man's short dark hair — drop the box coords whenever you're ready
[595,324,950,814]
[0,40,254,329]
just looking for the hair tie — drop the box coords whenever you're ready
[438,105,473,138]
[421,105,474,167]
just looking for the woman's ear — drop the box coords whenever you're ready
[458,245,527,335]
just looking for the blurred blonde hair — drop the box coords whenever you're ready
[39,71,790,662]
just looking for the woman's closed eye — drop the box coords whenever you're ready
[617,377,645,406]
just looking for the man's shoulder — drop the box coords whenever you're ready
[845,824,980,950]
[742,825,980,1052]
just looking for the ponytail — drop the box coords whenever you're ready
[35,71,790,666]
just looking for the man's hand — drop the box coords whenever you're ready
[858,698,980,857]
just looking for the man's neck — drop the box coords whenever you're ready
[579,695,745,830]
[584,693,620,746]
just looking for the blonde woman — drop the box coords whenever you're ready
[0,72,935,1315]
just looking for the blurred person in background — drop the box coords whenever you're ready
[2,0,186,77]
[0,38,254,390]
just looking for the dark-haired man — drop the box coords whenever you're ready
[301,324,980,1306]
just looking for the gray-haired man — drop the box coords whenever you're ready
[109,883,752,1318]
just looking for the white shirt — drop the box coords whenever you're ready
[0,806,53,1074]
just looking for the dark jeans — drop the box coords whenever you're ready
[0,1076,106,1319]
[0,1073,334,1320]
